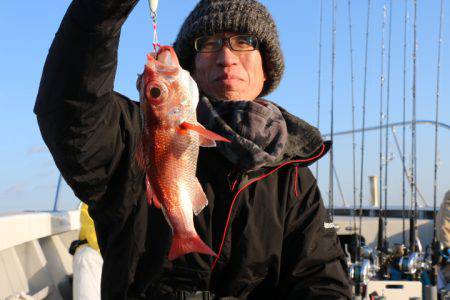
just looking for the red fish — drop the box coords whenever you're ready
[136,46,229,261]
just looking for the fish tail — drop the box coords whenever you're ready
[168,234,216,261]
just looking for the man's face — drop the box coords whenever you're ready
[192,32,266,101]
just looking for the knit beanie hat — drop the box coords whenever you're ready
[174,0,285,97]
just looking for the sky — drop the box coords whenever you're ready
[0,0,449,213]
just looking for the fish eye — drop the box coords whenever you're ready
[145,81,168,104]
[150,87,161,99]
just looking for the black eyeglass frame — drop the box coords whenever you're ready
[193,34,260,53]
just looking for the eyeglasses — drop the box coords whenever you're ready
[194,34,259,53]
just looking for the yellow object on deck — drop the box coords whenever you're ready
[79,203,100,252]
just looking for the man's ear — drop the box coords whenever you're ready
[262,61,267,81]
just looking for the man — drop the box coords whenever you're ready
[35,0,352,299]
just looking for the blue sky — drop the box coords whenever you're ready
[0,0,449,213]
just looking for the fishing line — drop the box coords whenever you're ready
[347,0,358,241]
[316,0,323,180]
[432,0,444,245]
[328,0,337,222]
[148,0,161,54]
[401,0,408,246]
[358,0,372,262]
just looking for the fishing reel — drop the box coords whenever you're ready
[390,238,429,277]
[349,246,378,285]
[397,252,423,275]
[361,245,382,273]
[349,259,372,285]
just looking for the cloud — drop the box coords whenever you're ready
[32,182,56,191]
[0,183,28,198]
[42,160,56,167]
[27,145,48,156]
[36,168,57,177]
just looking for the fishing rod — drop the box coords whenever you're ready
[346,0,358,255]
[401,0,409,248]
[410,0,418,257]
[324,120,447,208]
[429,0,444,290]
[351,0,372,296]
[326,126,431,209]
[391,128,429,208]
[382,0,393,271]
[332,165,347,208]
[316,0,323,180]
[358,0,371,260]
[376,2,387,279]
[328,0,337,223]
[149,0,159,14]
[396,0,423,281]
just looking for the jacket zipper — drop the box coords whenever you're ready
[227,168,242,192]
[211,143,327,271]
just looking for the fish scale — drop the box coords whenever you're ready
[149,127,199,232]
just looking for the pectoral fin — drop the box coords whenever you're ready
[179,122,231,146]
[199,136,217,147]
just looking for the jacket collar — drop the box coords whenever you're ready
[268,101,327,164]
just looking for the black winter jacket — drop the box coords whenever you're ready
[34,1,352,299]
